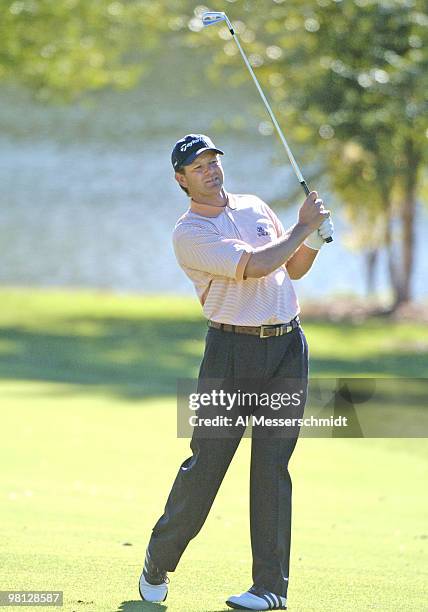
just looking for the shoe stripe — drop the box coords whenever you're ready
[143,548,151,576]
[266,591,285,609]
[261,592,275,609]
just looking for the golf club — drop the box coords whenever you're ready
[202,11,333,243]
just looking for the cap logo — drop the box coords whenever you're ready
[180,137,205,152]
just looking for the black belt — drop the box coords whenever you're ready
[208,316,300,339]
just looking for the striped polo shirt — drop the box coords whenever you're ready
[172,193,299,326]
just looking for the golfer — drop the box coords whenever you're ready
[139,134,333,611]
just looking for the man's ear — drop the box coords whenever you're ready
[175,172,188,189]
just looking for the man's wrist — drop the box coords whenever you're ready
[295,222,315,241]
[304,229,324,250]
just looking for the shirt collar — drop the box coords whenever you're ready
[190,193,236,218]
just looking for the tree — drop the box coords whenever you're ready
[2,0,426,305]
[0,0,170,100]
[197,0,428,306]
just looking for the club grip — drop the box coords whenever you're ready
[300,181,333,244]
[301,180,310,196]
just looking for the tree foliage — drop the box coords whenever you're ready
[0,0,170,100]
[194,0,428,304]
[1,0,427,304]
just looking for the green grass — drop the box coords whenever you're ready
[0,288,427,611]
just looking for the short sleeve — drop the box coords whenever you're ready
[173,224,253,281]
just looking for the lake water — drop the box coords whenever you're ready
[0,80,426,301]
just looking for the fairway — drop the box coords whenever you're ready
[1,289,427,611]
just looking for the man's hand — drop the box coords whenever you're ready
[244,191,331,279]
[304,217,334,250]
[297,191,330,236]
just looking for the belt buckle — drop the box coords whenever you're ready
[259,325,272,339]
[260,323,293,338]
[260,324,282,338]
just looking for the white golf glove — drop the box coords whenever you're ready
[304,217,334,250]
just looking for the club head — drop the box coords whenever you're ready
[201,11,227,28]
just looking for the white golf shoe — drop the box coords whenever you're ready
[138,549,169,603]
[226,585,287,610]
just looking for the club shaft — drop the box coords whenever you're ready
[230,31,309,195]
[218,14,332,243]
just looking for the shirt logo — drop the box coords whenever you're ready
[257,225,271,237]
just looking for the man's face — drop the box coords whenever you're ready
[175,151,224,199]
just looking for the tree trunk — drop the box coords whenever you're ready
[385,203,401,305]
[393,137,420,308]
[365,249,378,296]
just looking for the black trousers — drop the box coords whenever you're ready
[148,324,309,598]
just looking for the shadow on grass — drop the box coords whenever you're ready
[116,601,167,611]
[0,315,206,399]
[310,354,428,377]
[0,315,426,400]
[115,603,229,612]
